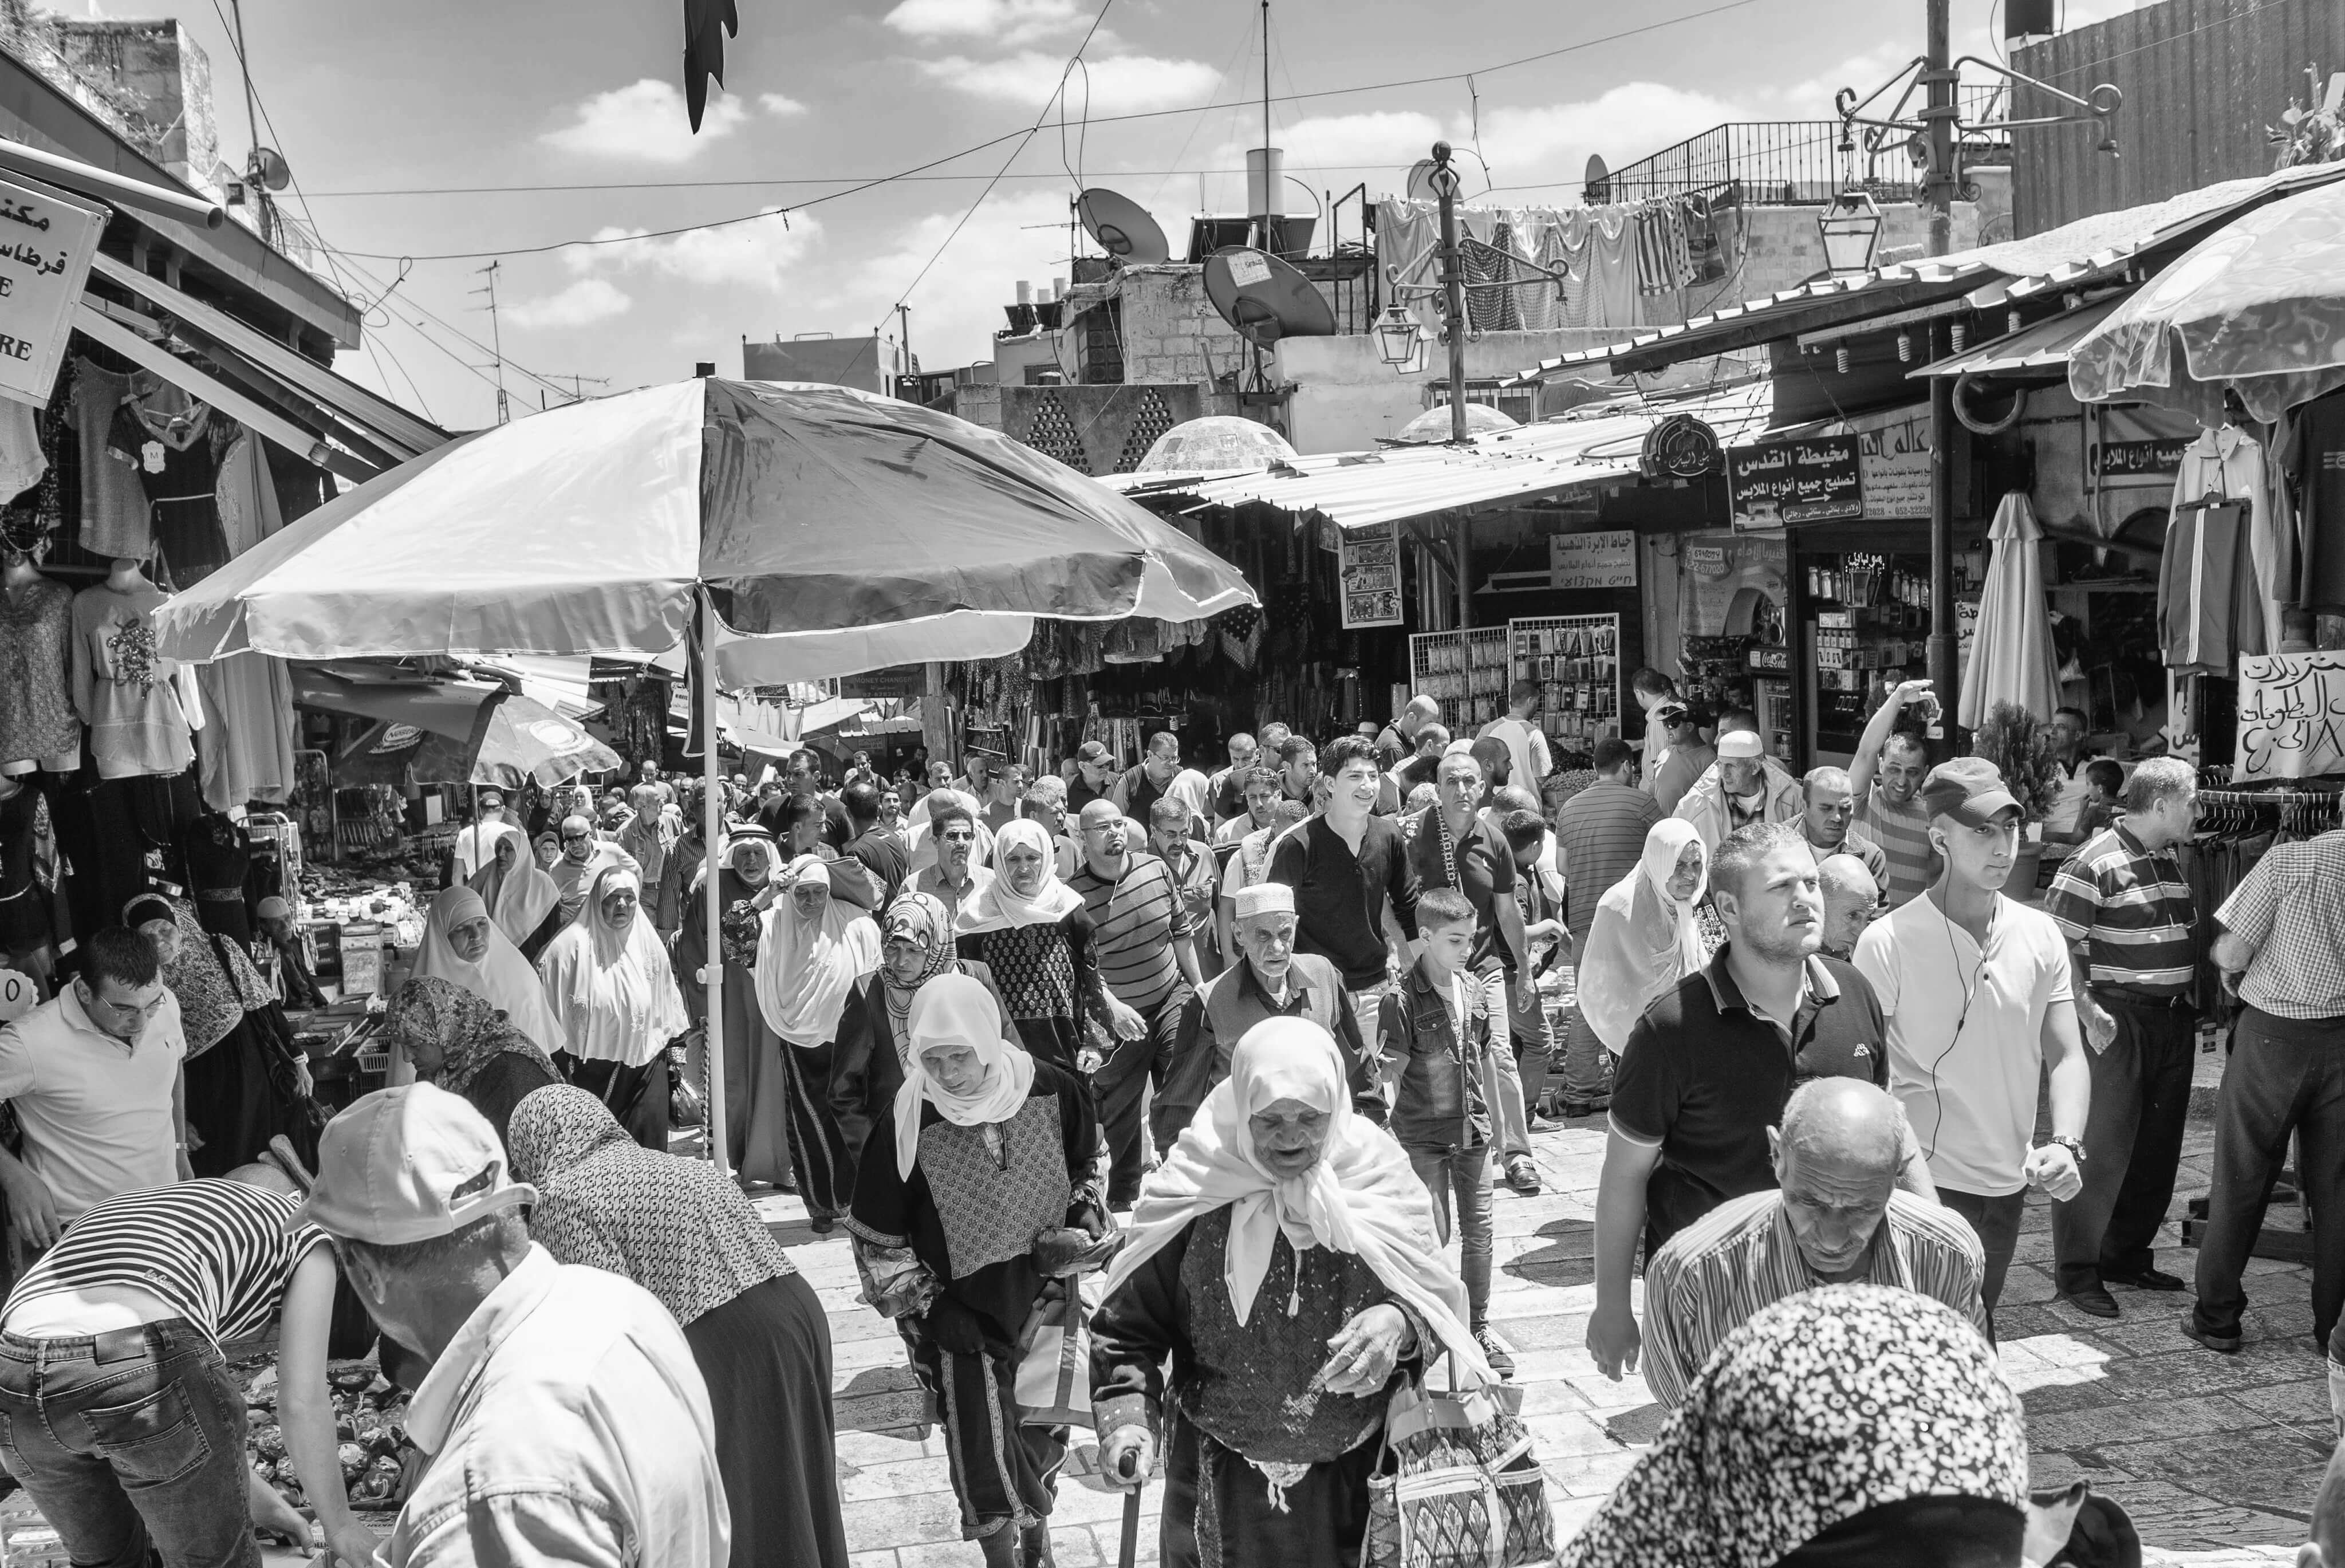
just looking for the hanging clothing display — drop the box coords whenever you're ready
[2157,492,2260,673]
[70,578,196,780]
[0,571,78,773]
[139,387,220,588]
[2171,426,2283,661]
[194,653,296,813]
[65,360,149,561]
[0,397,46,502]
[1634,202,1697,296]
[2295,393,2345,615]
[1375,198,1659,340]
[214,430,285,560]
[1587,207,1641,329]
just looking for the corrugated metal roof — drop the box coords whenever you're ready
[1123,383,1774,530]
[1501,163,2345,385]
[1907,295,2125,379]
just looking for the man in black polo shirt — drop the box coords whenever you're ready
[1269,734,1420,1043]
[1586,820,1926,1382]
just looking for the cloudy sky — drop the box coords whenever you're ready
[84,0,2143,430]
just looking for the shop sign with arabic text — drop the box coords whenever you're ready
[0,175,105,407]
[1727,435,1864,529]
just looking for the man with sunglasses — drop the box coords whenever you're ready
[0,928,191,1250]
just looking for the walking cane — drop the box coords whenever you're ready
[1117,1449,1142,1568]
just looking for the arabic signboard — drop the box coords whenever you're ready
[1547,529,1635,591]
[1727,435,1864,529]
[2237,650,2345,780]
[0,175,105,408]
[1339,519,1404,629]
[1856,416,1931,520]
[2087,401,2200,494]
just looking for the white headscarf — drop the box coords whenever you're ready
[893,971,1037,1179]
[468,830,559,950]
[955,818,1083,934]
[753,857,881,1048]
[536,865,688,1067]
[1102,1017,1495,1385]
[1578,819,1710,1054]
[413,887,570,1059]
[452,817,519,883]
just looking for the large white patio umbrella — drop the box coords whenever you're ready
[153,377,1256,1170]
[1958,493,2062,732]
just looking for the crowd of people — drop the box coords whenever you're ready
[0,675,2342,1566]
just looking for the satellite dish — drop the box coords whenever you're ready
[1583,153,1610,204]
[1077,188,1170,266]
[252,147,291,192]
[1202,247,1337,348]
[1405,159,1440,200]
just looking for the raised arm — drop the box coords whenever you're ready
[1847,679,1934,802]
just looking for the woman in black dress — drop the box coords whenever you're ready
[952,818,1128,1073]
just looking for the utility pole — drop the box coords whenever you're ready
[226,0,273,247]
[1430,140,1472,630]
[1922,0,1957,720]
[896,304,913,389]
[472,261,509,426]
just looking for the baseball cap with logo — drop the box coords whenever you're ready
[1075,741,1112,767]
[1920,756,2022,827]
[293,1083,537,1244]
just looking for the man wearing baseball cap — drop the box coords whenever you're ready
[300,1084,727,1567]
[1851,757,2092,1335]
[1670,728,1802,859]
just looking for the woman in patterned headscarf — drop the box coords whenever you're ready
[383,976,561,1146]
[1563,1284,2036,1568]
[829,890,1024,1169]
[125,892,298,1175]
[845,974,1104,1568]
[509,1085,849,1568]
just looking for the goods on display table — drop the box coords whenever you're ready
[1510,614,1621,756]
[241,1357,416,1520]
[1410,627,1512,732]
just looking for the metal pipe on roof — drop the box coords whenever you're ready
[0,136,224,230]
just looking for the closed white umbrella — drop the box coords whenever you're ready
[1958,493,2062,731]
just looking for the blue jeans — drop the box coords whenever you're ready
[0,1318,257,1568]
[1408,1144,1493,1328]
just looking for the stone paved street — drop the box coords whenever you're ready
[767,1043,2338,1567]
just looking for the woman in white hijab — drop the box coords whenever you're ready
[953,817,1120,1073]
[537,863,689,1149]
[1091,1017,1493,1568]
[1577,819,1709,1057]
[676,825,796,1191]
[844,972,1103,1568]
[412,886,569,1062]
[750,856,881,1232]
[470,823,562,959]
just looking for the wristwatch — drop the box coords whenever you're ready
[2044,1134,2086,1164]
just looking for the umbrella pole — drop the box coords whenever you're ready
[700,589,730,1174]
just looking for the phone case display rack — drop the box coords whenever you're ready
[1509,614,1621,751]
[1411,618,1623,747]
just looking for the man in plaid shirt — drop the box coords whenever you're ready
[2042,758,2199,1320]
[2190,820,2345,1358]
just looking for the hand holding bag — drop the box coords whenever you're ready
[1363,1370,1556,1568]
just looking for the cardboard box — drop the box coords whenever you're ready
[339,922,385,998]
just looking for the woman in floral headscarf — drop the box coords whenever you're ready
[676,825,796,1190]
[124,892,298,1175]
[1563,1285,2056,1568]
[383,975,561,1145]
[829,890,1024,1170]
[750,856,881,1231]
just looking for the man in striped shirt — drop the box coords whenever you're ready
[1071,798,1203,1207]
[1551,738,1661,1117]
[1639,1078,1985,1409]
[0,1168,361,1568]
[1847,680,1940,907]
[2043,756,2199,1319]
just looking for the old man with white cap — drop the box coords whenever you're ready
[295,1082,727,1567]
[1672,727,1804,858]
[1155,881,1382,1147]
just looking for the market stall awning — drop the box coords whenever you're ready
[1125,382,1774,531]
[1501,162,2345,383]
[1909,295,2125,379]
[291,665,619,787]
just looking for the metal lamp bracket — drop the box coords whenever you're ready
[1835,55,2123,174]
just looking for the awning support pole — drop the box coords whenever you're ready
[1926,366,1957,742]
[700,589,730,1173]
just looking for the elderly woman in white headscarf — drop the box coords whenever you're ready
[537,862,689,1149]
[1090,1017,1493,1568]
[749,856,881,1232]
[1576,819,1709,1057]
[675,824,795,1190]
[468,822,563,960]
[955,817,1121,1073]
[845,972,1103,1568]
[412,886,569,1062]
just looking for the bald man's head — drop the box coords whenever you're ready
[1769,1079,1906,1281]
[1403,694,1440,726]
[1816,853,1880,960]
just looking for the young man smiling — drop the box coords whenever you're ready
[1270,735,1421,1045]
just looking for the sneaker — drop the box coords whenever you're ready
[1473,1325,1516,1380]
[1504,1154,1541,1195]
[1526,1114,1566,1134]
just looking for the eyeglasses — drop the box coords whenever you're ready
[86,985,167,1024]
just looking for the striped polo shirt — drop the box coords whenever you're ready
[2044,822,2197,1000]
[1553,778,1662,945]
[5,1179,327,1348]
[1855,786,1935,907]
[1639,1187,1987,1409]
[1070,850,1192,1015]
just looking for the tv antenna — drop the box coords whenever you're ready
[471,260,510,426]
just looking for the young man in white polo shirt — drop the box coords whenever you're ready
[0,927,190,1245]
[1852,757,2091,1333]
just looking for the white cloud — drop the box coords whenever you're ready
[506,278,633,330]
[1249,112,1448,175]
[882,0,1085,45]
[915,50,1217,112]
[825,189,1082,373]
[541,78,748,164]
[1476,84,1747,179]
[758,92,810,117]
[567,210,822,293]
